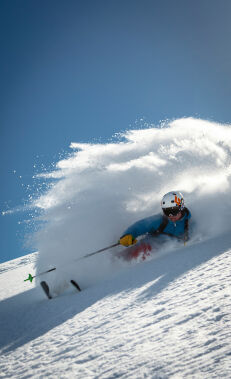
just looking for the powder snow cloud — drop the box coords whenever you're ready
[32,118,231,292]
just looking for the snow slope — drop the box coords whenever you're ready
[0,233,231,378]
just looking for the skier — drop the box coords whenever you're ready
[38,191,190,298]
[119,191,191,260]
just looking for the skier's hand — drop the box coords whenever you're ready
[119,234,137,247]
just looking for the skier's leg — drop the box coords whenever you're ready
[118,240,152,261]
[130,241,152,260]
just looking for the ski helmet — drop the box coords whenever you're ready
[161,191,184,210]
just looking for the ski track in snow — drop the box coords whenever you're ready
[0,233,231,378]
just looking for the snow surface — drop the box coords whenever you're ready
[1,118,231,377]
[0,235,231,378]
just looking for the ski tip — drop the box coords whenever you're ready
[70,279,81,292]
[40,281,52,299]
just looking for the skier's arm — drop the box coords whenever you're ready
[120,214,163,246]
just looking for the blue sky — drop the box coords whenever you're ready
[1,0,231,263]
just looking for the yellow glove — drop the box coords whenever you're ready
[119,234,137,247]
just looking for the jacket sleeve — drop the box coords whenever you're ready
[121,214,163,239]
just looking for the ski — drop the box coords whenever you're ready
[70,279,81,292]
[40,281,52,299]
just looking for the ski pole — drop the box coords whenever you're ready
[24,268,56,282]
[77,242,119,260]
[24,242,120,283]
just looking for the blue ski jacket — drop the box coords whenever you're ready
[122,208,191,239]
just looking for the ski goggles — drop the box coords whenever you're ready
[162,207,181,217]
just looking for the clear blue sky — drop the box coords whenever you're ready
[1,0,231,263]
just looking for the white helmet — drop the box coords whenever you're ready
[161,191,184,210]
